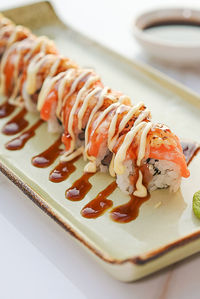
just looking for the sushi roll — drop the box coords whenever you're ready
[0,14,190,198]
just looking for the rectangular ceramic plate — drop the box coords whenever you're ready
[1,1,200,282]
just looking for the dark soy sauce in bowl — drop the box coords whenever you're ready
[144,20,200,44]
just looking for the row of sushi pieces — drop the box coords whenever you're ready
[0,14,189,198]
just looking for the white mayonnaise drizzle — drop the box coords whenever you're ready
[83,102,120,172]
[37,72,65,111]
[109,153,115,177]
[133,170,147,197]
[9,74,22,103]
[24,36,51,62]
[108,102,144,152]
[114,121,146,175]
[7,25,27,47]
[134,108,150,127]
[118,95,131,104]
[26,52,46,94]
[22,82,38,112]
[60,146,84,162]
[26,54,60,95]
[77,86,101,130]
[84,87,109,155]
[49,57,61,77]
[66,73,100,155]
[56,68,76,118]
[84,160,97,173]
[137,122,152,166]
[91,102,120,134]
[0,41,22,96]
[60,69,92,116]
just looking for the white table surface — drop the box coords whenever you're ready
[1,0,200,298]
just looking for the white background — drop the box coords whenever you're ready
[1,1,200,298]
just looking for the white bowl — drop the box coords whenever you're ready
[133,8,200,66]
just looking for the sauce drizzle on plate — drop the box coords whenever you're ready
[81,181,116,218]
[65,173,94,201]
[2,108,28,135]
[49,156,79,183]
[32,137,62,168]
[110,193,150,223]
[0,100,15,118]
[5,119,43,150]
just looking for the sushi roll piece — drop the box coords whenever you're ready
[0,24,31,61]
[22,54,77,112]
[0,34,58,107]
[38,67,105,137]
[0,15,31,74]
[85,102,189,196]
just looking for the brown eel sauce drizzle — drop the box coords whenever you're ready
[32,137,62,168]
[49,156,79,183]
[2,108,28,135]
[5,119,43,150]
[81,181,116,218]
[110,193,150,223]
[0,100,15,118]
[65,173,94,201]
